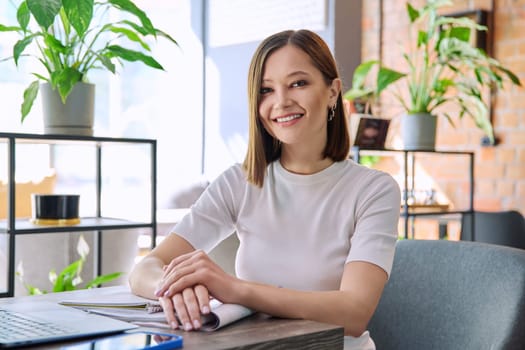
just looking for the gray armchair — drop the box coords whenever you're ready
[368,239,525,350]
[460,210,525,250]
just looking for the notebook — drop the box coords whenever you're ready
[0,300,137,348]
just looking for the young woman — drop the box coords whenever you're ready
[129,29,400,350]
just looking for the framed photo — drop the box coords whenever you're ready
[445,9,490,54]
[353,117,390,149]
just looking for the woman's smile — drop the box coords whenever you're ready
[273,113,304,124]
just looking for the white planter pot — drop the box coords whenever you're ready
[41,82,95,136]
[401,113,437,150]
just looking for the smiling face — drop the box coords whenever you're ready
[258,45,340,148]
[244,30,349,187]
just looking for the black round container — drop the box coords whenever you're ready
[31,194,80,225]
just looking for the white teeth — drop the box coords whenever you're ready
[276,114,302,123]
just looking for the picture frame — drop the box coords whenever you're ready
[353,117,390,149]
[445,9,490,54]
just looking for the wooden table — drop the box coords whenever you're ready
[2,286,344,349]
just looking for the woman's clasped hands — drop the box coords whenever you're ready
[154,249,239,331]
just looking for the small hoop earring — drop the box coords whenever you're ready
[328,103,336,121]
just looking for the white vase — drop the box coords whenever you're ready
[41,82,95,136]
[401,113,437,150]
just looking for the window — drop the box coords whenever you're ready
[0,0,204,210]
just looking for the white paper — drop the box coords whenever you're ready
[60,289,254,331]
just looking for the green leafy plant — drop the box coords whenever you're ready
[345,0,521,142]
[344,60,405,114]
[16,234,122,295]
[0,0,177,121]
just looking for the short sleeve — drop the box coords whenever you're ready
[346,172,401,277]
[173,165,245,252]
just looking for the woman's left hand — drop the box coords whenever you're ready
[158,284,210,331]
[155,249,239,304]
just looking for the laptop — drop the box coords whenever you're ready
[0,300,137,348]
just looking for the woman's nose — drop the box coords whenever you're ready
[274,88,291,109]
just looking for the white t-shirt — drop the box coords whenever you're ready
[173,159,401,348]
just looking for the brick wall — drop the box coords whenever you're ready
[362,0,525,221]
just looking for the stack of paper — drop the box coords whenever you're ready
[59,288,254,331]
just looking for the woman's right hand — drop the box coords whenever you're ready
[159,284,211,331]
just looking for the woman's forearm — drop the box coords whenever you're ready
[129,233,197,300]
[235,281,369,336]
[128,256,165,299]
[234,261,387,337]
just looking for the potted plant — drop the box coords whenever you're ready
[344,60,405,116]
[346,0,521,150]
[0,0,177,135]
[16,235,121,295]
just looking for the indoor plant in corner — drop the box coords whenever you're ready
[0,0,177,135]
[347,0,521,150]
[16,235,121,295]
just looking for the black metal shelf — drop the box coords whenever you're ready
[399,210,471,217]
[350,146,475,239]
[0,132,157,298]
[0,132,156,144]
[351,146,474,156]
[0,217,154,234]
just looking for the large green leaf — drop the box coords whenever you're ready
[108,0,155,35]
[43,33,68,54]
[51,67,82,103]
[26,0,61,29]
[345,60,404,109]
[120,20,148,35]
[95,52,116,73]
[106,45,164,70]
[21,80,39,122]
[448,27,471,42]
[496,66,522,86]
[344,87,373,101]
[108,25,151,50]
[16,1,30,31]
[467,96,493,142]
[351,60,379,89]
[32,72,48,81]
[52,259,82,292]
[13,35,34,65]
[63,0,93,37]
[377,67,405,95]
[406,2,419,23]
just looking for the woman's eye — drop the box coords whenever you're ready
[260,87,272,94]
[291,80,307,88]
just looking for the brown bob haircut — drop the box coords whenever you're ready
[242,29,350,187]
